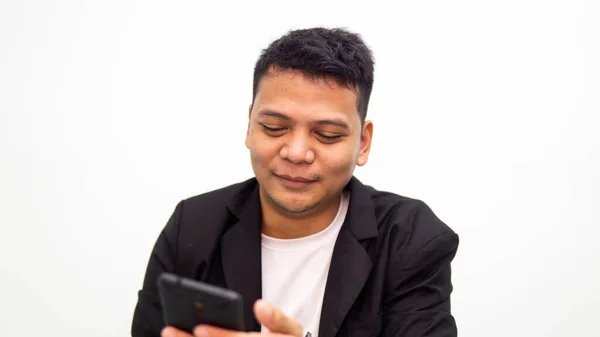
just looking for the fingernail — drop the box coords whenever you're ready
[257,300,273,319]
[194,326,209,337]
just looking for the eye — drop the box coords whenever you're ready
[317,133,344,143]
[263,125,284,132]
[261,124,286,135]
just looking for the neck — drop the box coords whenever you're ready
[260,193,342,239]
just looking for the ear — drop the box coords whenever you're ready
[356,121,373,166]
[245,104,253,149]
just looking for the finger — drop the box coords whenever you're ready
[254,300,303,337]
[193,325,250,337]
[162,326,194,337]
[194,326,292,337]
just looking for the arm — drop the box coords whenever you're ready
[132,201,183,337]
[383,205,460,337]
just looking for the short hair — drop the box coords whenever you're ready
[252,27,375,123]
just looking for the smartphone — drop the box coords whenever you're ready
[157,272,245,333]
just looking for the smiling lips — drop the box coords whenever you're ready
[275,174,317,188]
[278,174,316,182]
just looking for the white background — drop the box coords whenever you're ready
[1,1,599,336]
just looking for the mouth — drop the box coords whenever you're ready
[277,174,316,182]
[274,174,317,188]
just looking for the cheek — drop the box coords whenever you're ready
[249,135,279,166]
[320,147,356,173]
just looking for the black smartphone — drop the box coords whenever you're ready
[157,273,245,333]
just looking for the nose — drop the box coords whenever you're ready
[280,133,315,164]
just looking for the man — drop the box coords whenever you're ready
[132,27,459,337]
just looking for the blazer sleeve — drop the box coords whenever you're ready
[131,201,183,337]
[383,202,460,337]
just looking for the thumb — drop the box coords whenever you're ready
[254,300,303,337]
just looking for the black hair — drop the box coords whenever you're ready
[252,27,375,123]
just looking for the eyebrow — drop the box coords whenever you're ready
[258,110,350,130]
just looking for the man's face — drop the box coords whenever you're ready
[245,68,373,217]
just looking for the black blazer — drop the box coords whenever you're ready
[132,177,459,337]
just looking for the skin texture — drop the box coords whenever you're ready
[246,68,373,239]
[162,68,374,337]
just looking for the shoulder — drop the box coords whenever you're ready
[362,183,459,256]
[167,177,258,238]
[179,178,256,215]
[164,178,259,272]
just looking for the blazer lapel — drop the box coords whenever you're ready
[218,177,377,337]
[318,177,379,337]
[221,183,263,332]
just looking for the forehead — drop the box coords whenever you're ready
[253,69,360,124]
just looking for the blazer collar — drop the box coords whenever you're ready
[225,176,379,240]
[342,176,379,240]
[222,177,378,336]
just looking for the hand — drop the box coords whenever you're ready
[161,299,303,337]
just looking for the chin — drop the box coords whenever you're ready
[272,194,319,214]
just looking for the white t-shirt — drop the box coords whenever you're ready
[261,192,350,337]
